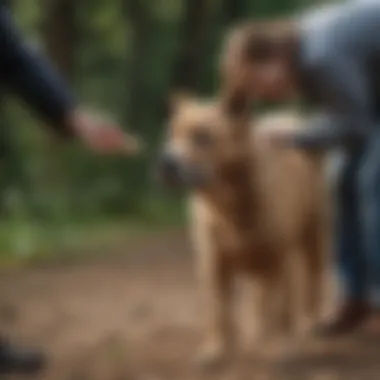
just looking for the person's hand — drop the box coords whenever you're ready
[258,128,295,149]
[66,109,143,155]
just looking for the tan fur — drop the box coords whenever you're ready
[163,98,329,367]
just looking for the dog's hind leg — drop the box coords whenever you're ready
[254,272,279,343]
[267,246,308,360]
[251,263,297,359]
[276,247,304,336]
[302,217,328,332]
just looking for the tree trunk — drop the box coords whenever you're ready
[42,0,77,80]
[170,0,211,92]
[221,0,246,26]
[122,0,152,129]
[120,0,154,201]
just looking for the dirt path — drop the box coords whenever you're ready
[0,229,379,380]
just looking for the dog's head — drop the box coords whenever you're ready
[156,91,251,191]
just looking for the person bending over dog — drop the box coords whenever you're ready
[0,0,140,375]
[221,0,380,336]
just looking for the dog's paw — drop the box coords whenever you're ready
[263,336,301,363]
[294,317,315,341]
[193,342,229,372]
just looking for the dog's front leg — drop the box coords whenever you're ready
[196,244,233,369]
[188,197,234,369]
[191,227,233,369]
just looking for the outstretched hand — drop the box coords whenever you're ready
[67,110,143,156]
[258,128,296,149]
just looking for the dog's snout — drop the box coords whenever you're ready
[157,153,181,179]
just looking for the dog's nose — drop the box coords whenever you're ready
[157,153,181,179]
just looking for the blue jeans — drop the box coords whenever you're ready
[336,130,380,306]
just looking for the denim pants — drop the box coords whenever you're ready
[336,130,380,306]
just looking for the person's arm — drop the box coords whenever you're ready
[0,3,141,155]
[287,54,372,150]
[0,4,75,136]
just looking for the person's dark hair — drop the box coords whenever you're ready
[239,19,296,64]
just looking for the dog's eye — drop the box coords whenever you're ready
[191,128,213,148]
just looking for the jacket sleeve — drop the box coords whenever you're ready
[0,4,76,137]
[289,54,373,150]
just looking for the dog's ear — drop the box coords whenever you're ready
[162,90,194,120]
[220,87,251,119]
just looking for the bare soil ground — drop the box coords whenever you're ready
[0,229,379,380]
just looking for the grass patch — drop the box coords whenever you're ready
[0,197,186,267]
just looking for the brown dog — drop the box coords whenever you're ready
[157,92,329,367]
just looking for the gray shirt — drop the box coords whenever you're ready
[291,0,380,149]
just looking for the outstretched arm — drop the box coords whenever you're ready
[0,3,75,136]
[0,3,141,155]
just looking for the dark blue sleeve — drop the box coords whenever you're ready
[0,4,76,137]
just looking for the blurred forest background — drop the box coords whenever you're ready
[0,0,317,260]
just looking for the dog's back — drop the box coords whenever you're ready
[250,110,328,249]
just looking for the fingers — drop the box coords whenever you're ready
[70,109,145,156]
[256,129,284,149]
[256,128,273,145]
[86,123,143,155]
[90,134,143,156]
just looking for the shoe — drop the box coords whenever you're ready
[314,300,370,337]
[0,338,46,375]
